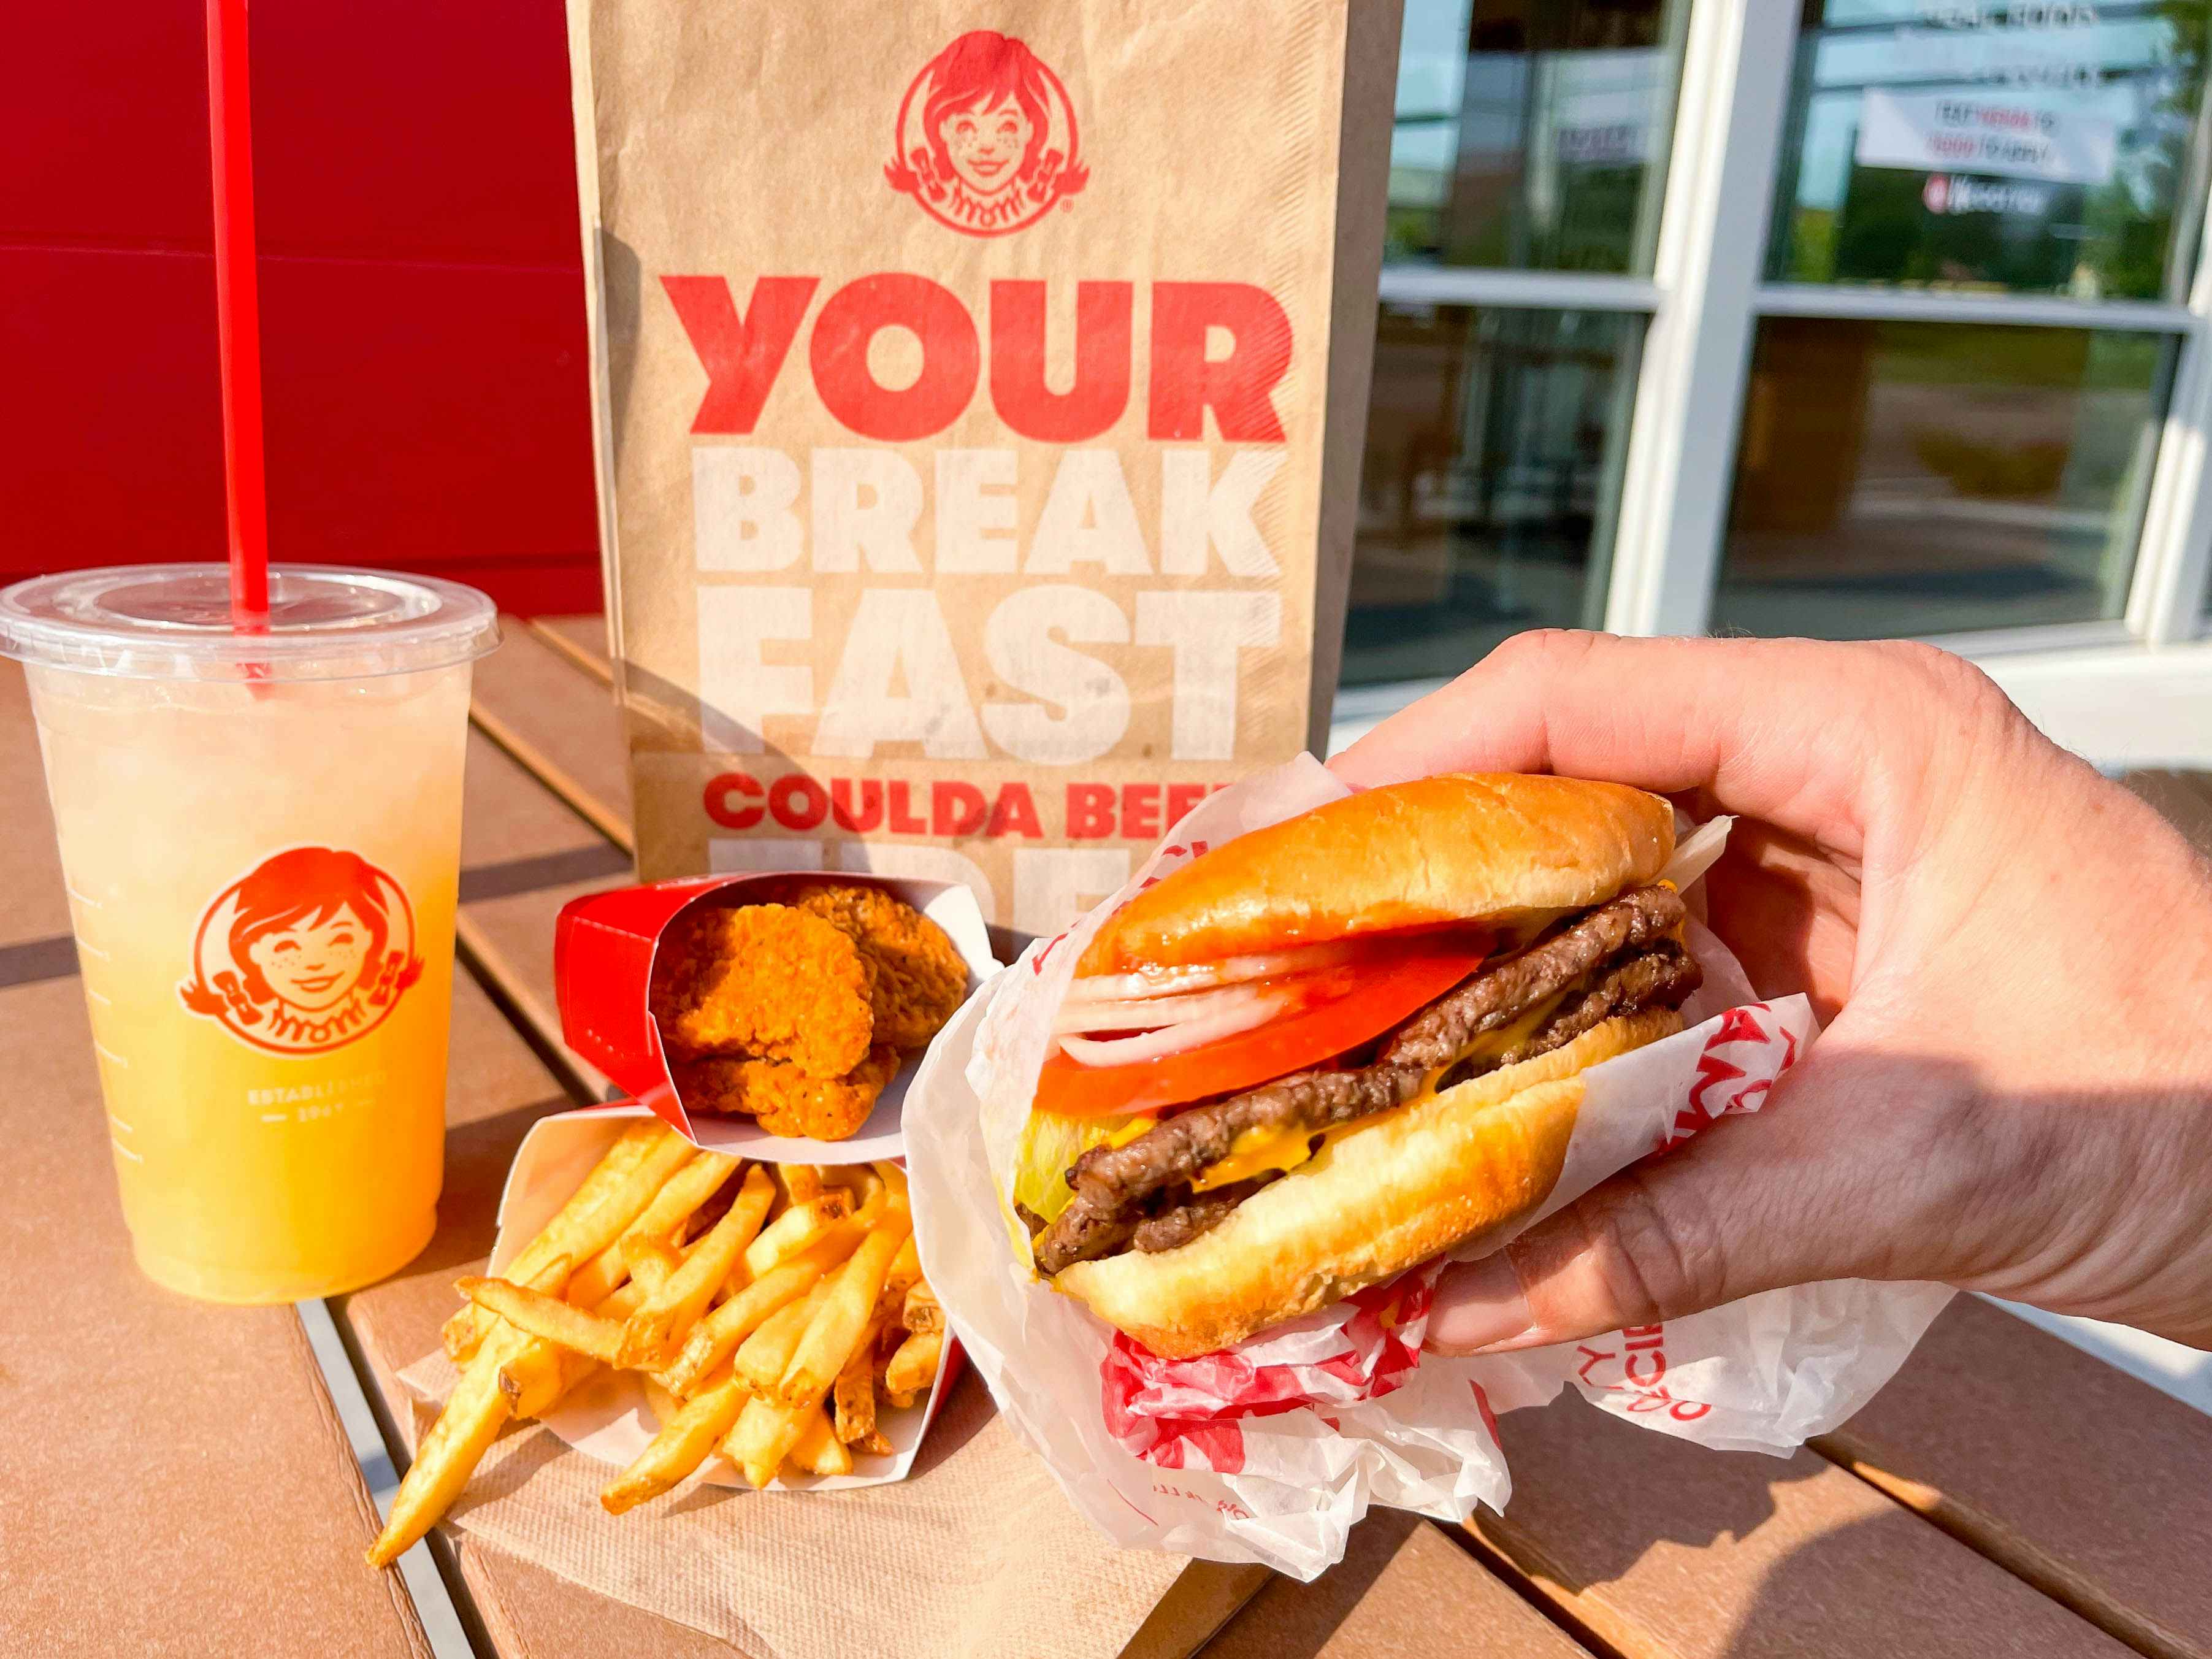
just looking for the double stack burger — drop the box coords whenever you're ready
[1001,773,1706,1358]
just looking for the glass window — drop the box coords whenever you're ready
[1713,319,2176,639]
[1344,306,1644,686]
[1388,0,1690,272]
[1770,1,2212,300]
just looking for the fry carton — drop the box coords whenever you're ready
[554,870,998,1159]
[400,1102,957,1493]
[902,756,1956,1579]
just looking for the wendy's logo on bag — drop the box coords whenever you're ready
[885,30,1088,236]
[180,847,423,1056]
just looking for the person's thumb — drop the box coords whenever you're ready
[1423,1044,1966,1355]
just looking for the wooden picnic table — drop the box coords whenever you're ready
[7,618,2211,1659]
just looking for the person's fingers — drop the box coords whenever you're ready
[1700,826,1862,1021]
[1424,1039,1978,1355]
[1330,631,1993,861]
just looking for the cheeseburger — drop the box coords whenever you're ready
[1005,773,1705,1358]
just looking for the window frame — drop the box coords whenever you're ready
[1339,0,2212,765]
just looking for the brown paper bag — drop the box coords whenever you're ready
[573,0,1401,938]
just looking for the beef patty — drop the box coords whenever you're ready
[1030,884,1698,1276]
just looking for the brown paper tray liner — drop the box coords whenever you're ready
[413,1367,1191,1659]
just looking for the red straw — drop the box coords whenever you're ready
[205,0,270,627]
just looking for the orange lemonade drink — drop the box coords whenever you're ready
[0,567,497,1302]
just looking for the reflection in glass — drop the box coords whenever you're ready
[1343,307,1642,686]
[1388,0,1688,272]
[1770,0,2212,299]
[1714,320,2174,639]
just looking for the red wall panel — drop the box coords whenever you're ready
[0,2,603,614]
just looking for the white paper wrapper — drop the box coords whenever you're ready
[903,756,1953,1579]
[401,1102,954,1492]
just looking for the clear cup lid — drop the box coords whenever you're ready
[0,564,501,682]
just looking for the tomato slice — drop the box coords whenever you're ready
[1033,935,1490,1118]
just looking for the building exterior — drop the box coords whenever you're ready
[1335,0,2212,762]
[9,2,2208,764]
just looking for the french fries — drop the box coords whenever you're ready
[566,1149,741,1309]
[622,1237,684,1293]
[735,1282,831,1393]
[370,1133,948,1567]
[832,1324,880,1446]
[789,1406,853,1477]
[368,1324,526,1566]
[617,1165,776,1366]
[641,1376,684,1428]
[779,1221,909,1407]
[462,1276,626,1365]
[600,1370,751,1514]
[741,1190,853,1279]
[662,1243,842,1395]
[884,1330,942,1398]
[442,1123,694,1362]
[901,1280,941,1336]
[723,1393,813,1489]
[779,1164,824,1204]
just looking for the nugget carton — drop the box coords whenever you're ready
[554,870,998,1159]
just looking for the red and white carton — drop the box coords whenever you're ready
[554,870,1000,1159]
[903,756,1955,1577]
[398,1100,960,1493]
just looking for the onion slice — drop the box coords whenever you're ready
[1063,938,1379,1005]
[1058,997,1278,1067]
[1661,814,1734,894]
[1051,979,1279,1038]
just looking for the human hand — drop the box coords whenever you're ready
[1330,632,2212,1353]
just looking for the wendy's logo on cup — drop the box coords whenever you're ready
[180,846,423,1056]
[884,30,1088,237]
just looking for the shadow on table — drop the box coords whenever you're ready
[1198,1511,1425,1659]
[1479,1394,2100,1657]
[414,1095,582,1278]
[906,1365,1000,1476]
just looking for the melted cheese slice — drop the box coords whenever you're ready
[1187,988,1571,1193]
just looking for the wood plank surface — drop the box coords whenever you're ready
[471,620,633,851]
[457,728,629,1095]
[527,613,613,682]
[1472,1393,2134,1659]
[1203,1515,1591,1659]
[1813,1296,2212,1659]
[0,977,434,1659]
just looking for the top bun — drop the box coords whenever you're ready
[1077,773,1675,976]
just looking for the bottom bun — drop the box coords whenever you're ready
[1052,1006,1682,1359]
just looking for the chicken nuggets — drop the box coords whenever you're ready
[650,903,873,1079]
[754,881,968,1050]
[674,1046,901,1140]
[649,881,970,1142]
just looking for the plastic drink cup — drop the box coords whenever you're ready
[0,565,499,1303]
